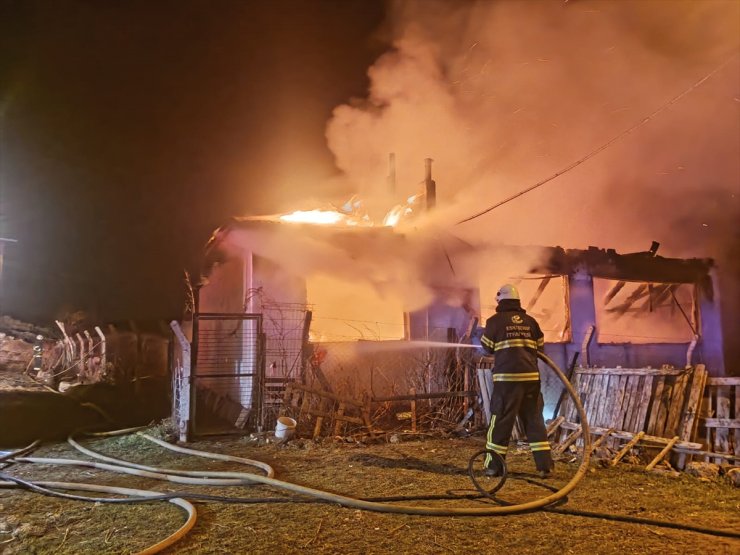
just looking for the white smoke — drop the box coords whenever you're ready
[321,0,739,362]
[325,0,739,257]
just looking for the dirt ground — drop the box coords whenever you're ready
[1,364,738,554]
[1,427,738,555]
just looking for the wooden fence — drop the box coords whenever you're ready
[555,365,707,468]
[698,377,740,464]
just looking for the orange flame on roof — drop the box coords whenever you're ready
[271,191,424,228]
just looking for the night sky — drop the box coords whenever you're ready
[0,0,738,378]
[0,0,386,322]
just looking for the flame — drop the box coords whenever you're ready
[279,210,370,226]
[382,193,423,227]
[272,191,424,228]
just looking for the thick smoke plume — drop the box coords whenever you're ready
[323,0,740,363]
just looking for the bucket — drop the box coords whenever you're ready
[275,416,297,440]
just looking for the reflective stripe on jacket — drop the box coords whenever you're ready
[481,299,544,379]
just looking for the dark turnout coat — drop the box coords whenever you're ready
[481,299,545,381]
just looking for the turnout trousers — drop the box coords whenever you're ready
[484,380,553,473]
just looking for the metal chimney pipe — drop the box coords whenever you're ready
[424,157,436,211]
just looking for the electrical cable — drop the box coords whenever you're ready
[456,54,738,225]
[0,440,40,464]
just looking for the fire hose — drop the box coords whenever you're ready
[1,353,737,553]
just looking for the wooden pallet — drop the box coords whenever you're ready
[698,377,740,464]
[557,365,707,468]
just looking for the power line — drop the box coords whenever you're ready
[456,54,738,225]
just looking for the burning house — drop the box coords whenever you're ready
[180,181,726,439]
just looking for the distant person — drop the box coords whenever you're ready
[481,284,554,478]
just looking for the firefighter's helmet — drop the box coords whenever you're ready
[496,284,520,302]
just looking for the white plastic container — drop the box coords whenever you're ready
[275,416,297,440]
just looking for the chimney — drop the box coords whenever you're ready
[424,157,436,211]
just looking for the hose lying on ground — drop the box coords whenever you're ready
[0,474,196,555]
[5,352,735,550]
[0,352,588,555]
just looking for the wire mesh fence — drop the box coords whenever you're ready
[191,313,262,435]
[306,340,478,432]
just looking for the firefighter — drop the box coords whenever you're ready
[481,284,554,478]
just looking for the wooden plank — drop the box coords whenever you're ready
[714,385,731,463]
[562,373,585,444]
[611,431,645,465]
[590,428,615,452]
[675,365,707,469]
[672,447,740,461]
[576,367,683,376]
[633,375,653,433]
[477,369,492,424]
[555,426,582,455]
[605,374,624,429]
[598,375,618,430]
[646,436,680,471]
[702,382,714,463]
[706,377,740,386]
[580,325,594,366]
[410,388,417,433]
[646,377,665,436]
[573,373,590,423]
[620,376,638,433]
[333,402,346,436]
[559,420,702,450]
[625,376,644,432]
[560,371,580,421]
[664,369,691,437]
[653,376,673,437]
[546,416,565,437]
[290,382,366,407]
[313,415,324,438]
[568,372,587,425]
[590,375,609,428]
[735,384,740,456]
[701,418,740,429]
[589,375,606,428]
[611,375,630,431]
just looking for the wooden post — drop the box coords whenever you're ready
[361,395,375,438]
[313,398,325,439]
[334,402,346,436]
[714,384,731,464]
[590,428,615,452]
[94,326,107,379]
[611,431,645,466]
[555,426,582,456]
[75,334,86,382]
[169,320,191,443]
[410,388,417,433]
[580,325,594,367]
[646,436,679,471]
[546,416,565,438]
[477,368,492,424]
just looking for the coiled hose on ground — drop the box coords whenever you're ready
[1,352,737,553]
